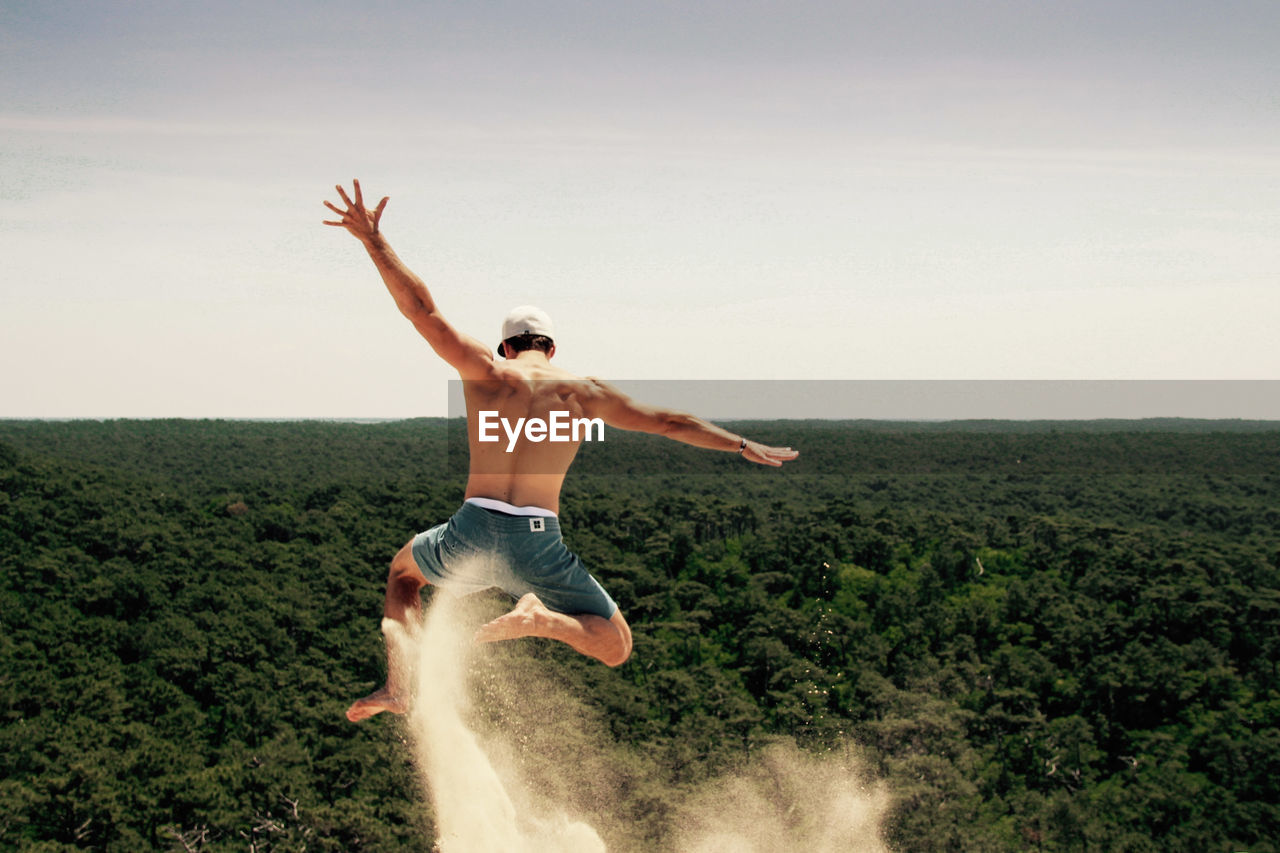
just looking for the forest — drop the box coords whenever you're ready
[1,417,1278,851]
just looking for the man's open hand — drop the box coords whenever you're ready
[742,440,799,467]
[323,179,388,243]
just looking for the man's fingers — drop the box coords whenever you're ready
[743,443,798,467]
[322,220,345,226]
[373,196,389,229]
[323,200,345,216]
[353,178,364,209]
[335,184,354,208]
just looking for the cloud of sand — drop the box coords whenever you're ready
[388,597,606,852]
[389,588,891,852]
[671,744,891,853]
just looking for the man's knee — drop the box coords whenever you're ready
[389,542,426,587]
[604,610,633,667]
[602,638,632,668]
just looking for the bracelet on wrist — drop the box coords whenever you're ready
[738,437,747,454]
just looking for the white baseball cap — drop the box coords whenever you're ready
[498,305,555,356]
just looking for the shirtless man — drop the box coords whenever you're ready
[325,180,799,722]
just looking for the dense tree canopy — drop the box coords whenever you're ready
[1,419,1277,851]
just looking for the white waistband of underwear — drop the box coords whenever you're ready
[465,496,557,517]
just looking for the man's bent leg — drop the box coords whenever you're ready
[474,594,633,667]
[346,541,428,721]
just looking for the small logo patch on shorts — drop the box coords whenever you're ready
[529,517,546,532]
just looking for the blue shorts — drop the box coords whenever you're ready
[411,501,618,620]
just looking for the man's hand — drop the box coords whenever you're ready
[741,440,799,468]
[323,179,388,244]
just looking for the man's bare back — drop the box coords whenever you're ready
[324,180,798,721]
[462,356,599,514]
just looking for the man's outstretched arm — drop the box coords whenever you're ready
[582,380,798,467]
[324,180,493,378]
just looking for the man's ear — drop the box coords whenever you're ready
[548,344,556,359]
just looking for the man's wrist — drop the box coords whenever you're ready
[737,436,747,454]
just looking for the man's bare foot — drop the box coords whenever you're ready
[474,593,548,644]
[345,686,407,722]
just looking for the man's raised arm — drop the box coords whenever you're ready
[582,379,799,467]
[324,180,492,378]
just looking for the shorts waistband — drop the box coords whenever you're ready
[465,496,557,518]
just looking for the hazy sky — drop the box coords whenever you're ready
[2,0,1277,418]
